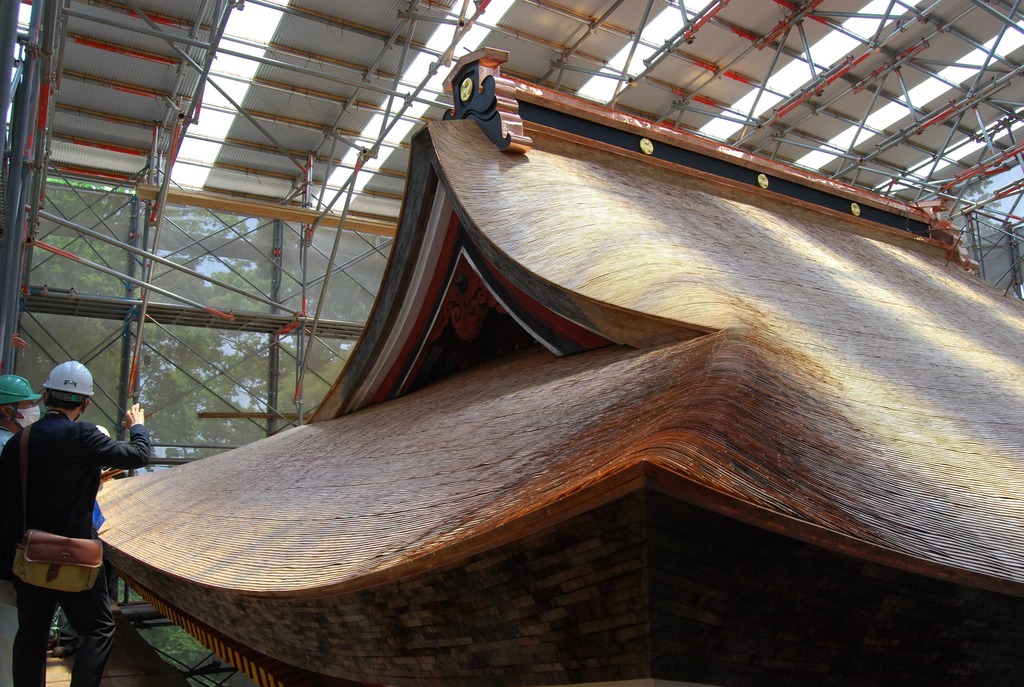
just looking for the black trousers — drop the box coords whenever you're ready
[11,572,113,687]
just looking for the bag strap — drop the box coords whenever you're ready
[19,425,31,533]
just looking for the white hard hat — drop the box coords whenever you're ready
[43,360,95,398]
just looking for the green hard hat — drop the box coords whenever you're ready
[0,375,42,405]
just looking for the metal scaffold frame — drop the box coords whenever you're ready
[0,0,402,461]
[530,1,1023,253]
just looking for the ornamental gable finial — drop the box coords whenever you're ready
[442,47,532,154]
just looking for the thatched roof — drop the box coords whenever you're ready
[113,117,1024,589]
[98,84,1024,683]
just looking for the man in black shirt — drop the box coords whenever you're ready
[0,361,150,687]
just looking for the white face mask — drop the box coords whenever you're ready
[16,405,40,427]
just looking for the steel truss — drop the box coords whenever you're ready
[536,0,1023,270]
[19,165,377,461]
[0,0,401,462]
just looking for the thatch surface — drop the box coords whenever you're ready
[429,121,1024,583]
[101,118,1024,600]
[103,338,735,593]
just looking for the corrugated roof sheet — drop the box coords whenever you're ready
[34,0,1018,224]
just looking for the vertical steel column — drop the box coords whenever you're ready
[964,213,986,283]
[295,152,314,424]
[18,0,61,370]
[127,0,234,400]
[0,0,19,167]
[1008,222,1024,299]
[267,219,283,436]
[24,0,59,244]
[295,157,365,410]
[128,112,184,400]
[0,0,21,370]
[1,0,43,372]
[117,195,142,441]
[296,228,307,424]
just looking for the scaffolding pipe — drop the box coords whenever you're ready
[611,0,740,108]
[0,0,20,167]
[758,0,825,48]
[1,0,45,372]
[538,0,628,85]
[830,27,1018,179]
[291,0,503,411]
[123,0,304,175]
[147,121,159,186]
[128,112,184,398]
[652,0,828,123]
[38,210,304,317]
[959,177,1024,217]
[115,196,141,442]
[296,152,314,423]
[61,6,213,50]
[32,239,235,320]
[736,36,788,141]
[301,0,498,247]
[361,0,422,83]
[1001,230,1024,298]
[294,156,362,409]
[175,0,218,129]
[122,0,230,397]
[769,50,872,122]
[946,141,1024,191]
[23,0,61,300]
[268,218,283,435]
[0,0,21,370]
[911,108,967,203]
[862,62,1024,172]
[608,0,657,103]
[139,316,285,432]
[968,0,1024,39]
[740,4,982,161]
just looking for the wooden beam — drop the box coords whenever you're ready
[136,184,396,237]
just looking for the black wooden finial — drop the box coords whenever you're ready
[442,48,531,154]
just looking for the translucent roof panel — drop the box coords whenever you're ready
[15,0,1019,261]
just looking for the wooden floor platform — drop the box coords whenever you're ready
[45,604,188,687]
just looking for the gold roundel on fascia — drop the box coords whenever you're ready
[757,173,769,189]
[639,138,654,155]
[459,78,474,103]
[850,202,861,217]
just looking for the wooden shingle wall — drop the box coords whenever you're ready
[119,485,1024,686]
[648,491,1024,685]
[118,493,651,686]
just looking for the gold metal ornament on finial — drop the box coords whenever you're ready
[757,174,769,189]
[639,138,654,155]
[459,78,474,103]
[442,48,532,154]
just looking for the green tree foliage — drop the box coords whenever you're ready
[12,180,383,461]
